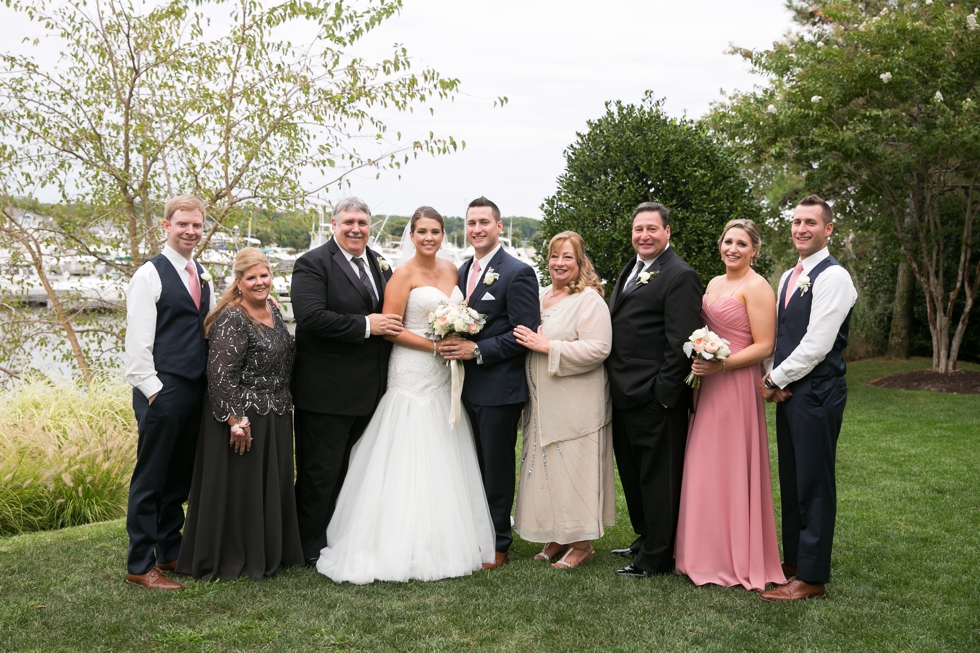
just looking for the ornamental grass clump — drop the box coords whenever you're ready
[0,379,136,536]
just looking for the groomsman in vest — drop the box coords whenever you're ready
[438,196,540,569]
[759,194,856,601]
[291,197,400,565]
[124,195,215,590]
[605,202,702,577]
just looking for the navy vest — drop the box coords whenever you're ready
[774,255,851,380]
[148,254,210,380]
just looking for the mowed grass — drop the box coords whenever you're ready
[1,359,978,652]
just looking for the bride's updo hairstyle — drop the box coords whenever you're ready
[547,231,604,296]
[205,247,271,337]
[410,206,445,232]
[718,219,762,265]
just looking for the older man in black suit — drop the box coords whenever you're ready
[605,202,702,577]
[291,197,401,565]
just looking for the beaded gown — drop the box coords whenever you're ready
[177,302,304,580]
[674,296,786,590]
[316,286,495,584]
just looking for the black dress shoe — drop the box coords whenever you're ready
[610,548,635,558]
[616,565,652,578]
[305,558,319,568]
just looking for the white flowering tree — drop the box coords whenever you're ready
[0,0,474,383]
[711,1,980,373]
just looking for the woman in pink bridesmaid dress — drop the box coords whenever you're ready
[674,219,786,591]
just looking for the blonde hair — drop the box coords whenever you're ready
[547,231,604,296]
[718,219,762,265]
[164,195,207,222]
[204,247,271,337]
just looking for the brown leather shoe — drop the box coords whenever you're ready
[781,562,797,579]
[126,567,183,590]
[155,560,177,572]
[482,552,510,570]
[759,578,825,601]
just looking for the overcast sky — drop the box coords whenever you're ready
[2,1,796,219]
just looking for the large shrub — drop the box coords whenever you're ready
[540,93,764,293]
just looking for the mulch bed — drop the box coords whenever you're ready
[869,370,980,394]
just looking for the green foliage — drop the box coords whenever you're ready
[0,379,135,536]
[710,1,980,371]
[540,93,763,293]
[1,360,978,651]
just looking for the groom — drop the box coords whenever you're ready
[291,197,401,565]
[437,196,540,569]
[759,195,856,601]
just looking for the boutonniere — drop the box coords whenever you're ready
[637,270,660,285]
[796,275,811,296]
[377,256,390,272]
[483,267,499,286]
[200,270,212,287]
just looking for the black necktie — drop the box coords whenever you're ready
[626,259,646,290]
[353,257,378,308]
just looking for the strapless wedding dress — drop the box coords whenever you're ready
[316,286,495,584]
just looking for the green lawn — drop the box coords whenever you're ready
[1,359,978,652]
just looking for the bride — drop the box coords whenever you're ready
[316,206,496,584]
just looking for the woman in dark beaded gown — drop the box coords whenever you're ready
[177,248,304,580]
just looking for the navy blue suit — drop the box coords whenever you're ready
[457,248,540,552]
[774,255,852,585]
[127,255,210,575]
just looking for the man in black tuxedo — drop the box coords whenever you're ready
[437,196,540,569]
[291,197,402,564]
[605,202,702,577]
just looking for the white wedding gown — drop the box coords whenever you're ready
[316,286,496,584]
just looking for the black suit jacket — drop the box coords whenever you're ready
[457,248,541,407]
[291,237,393,415]
[605,246,703,410]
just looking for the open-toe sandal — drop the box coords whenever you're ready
[551,545,595,569]
[534,542,570,562]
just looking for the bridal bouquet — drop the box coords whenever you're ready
[682,327,731,389]
[426,300,487,426]
[426,301,486,339]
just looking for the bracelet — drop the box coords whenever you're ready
[722,361,726,372]
[432,340,438,356]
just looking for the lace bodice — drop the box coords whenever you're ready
[206,303,295,421]
[387,286,463,402]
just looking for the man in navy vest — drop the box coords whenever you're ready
[124,195,215,590]
[759,195,856,601]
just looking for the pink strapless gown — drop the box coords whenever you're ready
[674,296,786,590]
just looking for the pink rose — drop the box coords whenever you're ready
[438,315,449,326]
[468,322,480,334]
[704,341,719,354]
[692,338,705,353]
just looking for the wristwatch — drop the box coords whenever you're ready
[763,375,777,390]
[472,344,483,365]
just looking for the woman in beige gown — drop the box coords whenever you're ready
[513,231,615,569]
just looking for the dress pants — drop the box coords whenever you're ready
[127,372,205,575]
[294,409,372,561]
[612,399,688,574]
[776,374,847,585]
[464,399,524,553]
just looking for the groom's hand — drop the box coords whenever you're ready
[437,335,476,360]
[369,313,403,336]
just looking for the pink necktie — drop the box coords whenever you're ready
[467,259,481,298]
[186,261,201,310]
[784,260,804,308]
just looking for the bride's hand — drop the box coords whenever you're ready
[514,325,549,354]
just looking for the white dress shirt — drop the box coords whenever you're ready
[337,243,379,339]
[125,245,217,399]
[768,247,858,388]
[466,243,503,298]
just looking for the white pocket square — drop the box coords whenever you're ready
[482,292,496,301]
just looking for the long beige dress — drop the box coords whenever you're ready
[514,286,615,544]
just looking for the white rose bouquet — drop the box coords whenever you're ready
[426,300,486,340]
[682,327,731,389]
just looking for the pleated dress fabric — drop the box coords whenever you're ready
[674,296,786,590]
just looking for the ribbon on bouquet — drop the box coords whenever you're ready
[449,359,464,426]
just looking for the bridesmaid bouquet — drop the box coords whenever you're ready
[682,327,731,389]
[426,301,486,340]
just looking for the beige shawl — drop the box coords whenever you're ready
[527,286,613,446]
